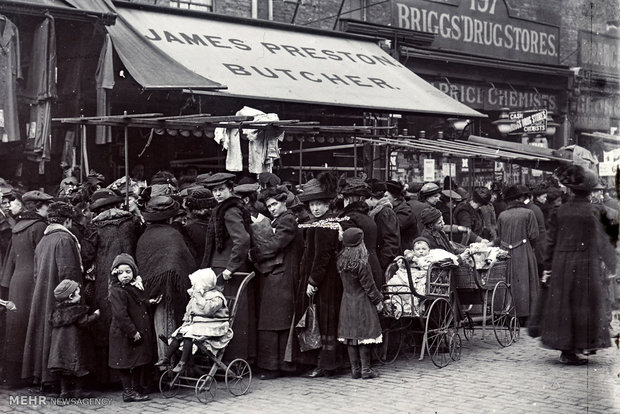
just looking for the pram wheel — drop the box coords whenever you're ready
[159,369,181,398]
[491,281,518,347]
[448,332,462,361]
[425,298,455,368]
[195,374,217,403]
[462,313,475,341]
[225,358,252,396]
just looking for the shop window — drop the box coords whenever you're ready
[168,0,213,12]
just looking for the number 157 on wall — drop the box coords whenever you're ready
[470,0,497,14]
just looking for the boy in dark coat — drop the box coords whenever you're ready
[48,280,99,398]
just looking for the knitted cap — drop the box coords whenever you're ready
[342,227,364,247]
[54,279,79,302]
[111,253,138,278]
[420,207,442,225]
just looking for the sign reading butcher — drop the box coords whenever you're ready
[392,0,560,65]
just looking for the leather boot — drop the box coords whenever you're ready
[123,388,151,402]
[59,376,72,399]
[347,346,361,379]
[359,345,378,379]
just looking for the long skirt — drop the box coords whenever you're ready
[257,330,295,372]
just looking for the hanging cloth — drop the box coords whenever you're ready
[95,34,114,145]
[0,15,22,142]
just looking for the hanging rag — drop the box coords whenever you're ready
[0,15,22,142]
[236,107,285,174]
[95,34,114,144]
[214,127,242,172]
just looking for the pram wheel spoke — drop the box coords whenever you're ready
[448,331,462,361]
[462,314,475,341]
[425,298,455,368]
[159,369,181,398]
[225,358,252,396]
[195,374,217,403]
[491,281,518,347]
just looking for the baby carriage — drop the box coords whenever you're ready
[379,256,462,368]
[158,271,255,403]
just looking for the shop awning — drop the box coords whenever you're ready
[75,2,483,117]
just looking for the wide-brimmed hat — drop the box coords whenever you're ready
[299,178,335,203]
[90,188,124,211]
[339,178,371,197]
[419,182,441,198]
[420,207,442,226]
[201,172,236,189]
[557,165,604,192]
[142,195,180,221]
[22,190,54,203]
[472,187,492,205]
[503,184,530,201]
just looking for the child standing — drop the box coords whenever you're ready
[108,253,154,403]
[48,280,100,398]
[337,227,383,379]
[155,268,233,372]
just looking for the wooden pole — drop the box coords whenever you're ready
[298,138,303,185]
[124,110,130,210]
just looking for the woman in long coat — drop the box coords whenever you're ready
[540,167,615,364]
[496,185,539,321]
[251,186,303,379]
[201,173,255,362]
[81,189,142,385]
[22,202,83,385]
[0,191,51,386]
[298,174,343,377]
[338,179,383,289]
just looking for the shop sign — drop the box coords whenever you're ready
[441,163,456,177]
[578,31,620,76]
[505,109,547,134]
[424,158,436,181]
[575,93,620,131]
[430,79,558,111]
[599,162,618,177]
[392,0,560,65]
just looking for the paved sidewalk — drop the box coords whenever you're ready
[0,334,618,413]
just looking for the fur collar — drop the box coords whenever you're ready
[12,212,45,233]
[369,197,393,218]
[49,303,90,328]
[341,200,370,216]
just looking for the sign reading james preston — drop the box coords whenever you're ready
[392,0,560,65]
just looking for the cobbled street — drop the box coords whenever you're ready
[0,334,618,414]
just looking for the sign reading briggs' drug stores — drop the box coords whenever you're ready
[392,0,560,65]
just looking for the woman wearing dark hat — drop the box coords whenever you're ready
[251,185,303,379]
[298,172,343,377]
[366,180,401,273]
[136,196,196,363]
[496,184,539,325]
[384,180,417,251]
[183,188,217,265]
[419,207,468,256]
[540,166,615,364]
[338,178,384,289]
[22,202,83,385]
[0,190,53,387]
[201,173,255,362]
[80,188,143,385]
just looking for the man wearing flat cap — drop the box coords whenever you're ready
[23,202,84,384]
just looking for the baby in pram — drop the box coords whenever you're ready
[155,268,234,373]
[385,237,459,316]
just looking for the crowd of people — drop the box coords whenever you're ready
[0,163,616,402]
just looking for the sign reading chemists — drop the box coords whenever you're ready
[116,7,481,115]
[392,0,560,65]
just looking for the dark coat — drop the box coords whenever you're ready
[420,227,458,254]
[408,198,429,234]
[202,196,255,361]
[184,217,209,265]
[22,225,83,382]
[108,281,153,369]
[393,198,417,251]
[48,303,98,376]
[339,201,383,288]
[454,202,484,239]
[368,199,401,273]
[0,213,46,368]
[252,210,303,331]
[496,202,539,317]
[202,196,251,273]
[541,198,614,352]
[301,212,343,370]
[337,262,382,341]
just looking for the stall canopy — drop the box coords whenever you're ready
[67,1,483,117]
